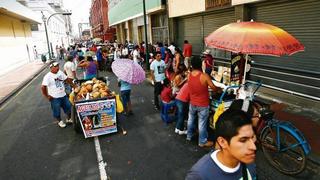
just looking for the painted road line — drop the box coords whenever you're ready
[94,136,108,180]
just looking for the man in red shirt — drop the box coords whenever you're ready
[183,40,192,69]
[202,49,214,75]
[187,57,221,147]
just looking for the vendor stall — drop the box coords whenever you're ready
[70,77,118,138]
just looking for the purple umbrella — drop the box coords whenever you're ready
[111,58,145,84]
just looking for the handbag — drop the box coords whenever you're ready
[115,94,124,113]
[212,102,225,129]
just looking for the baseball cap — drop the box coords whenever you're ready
[49,61,59,68]
[202,49,211,55]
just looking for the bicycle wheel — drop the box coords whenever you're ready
[261,127,306,175]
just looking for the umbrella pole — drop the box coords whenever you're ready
[242,54,249,85]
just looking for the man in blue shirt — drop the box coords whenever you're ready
[186,109,257,180]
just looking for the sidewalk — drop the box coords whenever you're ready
[0,60,48,105]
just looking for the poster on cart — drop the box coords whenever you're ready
[75,98,117,138]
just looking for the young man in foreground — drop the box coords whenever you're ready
[186,109,257,180]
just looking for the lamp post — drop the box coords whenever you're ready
[41,11,51,59]
[41,11,72,60]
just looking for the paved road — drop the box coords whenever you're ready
[0,67,319,179]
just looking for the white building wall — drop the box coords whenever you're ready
[25,0,69,57]
[168,0,205,18]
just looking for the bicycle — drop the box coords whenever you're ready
[246,82,312,175]
[209,81,311,175]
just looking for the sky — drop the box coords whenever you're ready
[63,0,91,37]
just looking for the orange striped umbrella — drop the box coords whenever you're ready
[205,21,304,56]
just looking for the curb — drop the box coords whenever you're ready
[308,153,320,166]
[0,63,48,107]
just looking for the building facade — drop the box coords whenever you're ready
[90,0,115,42]
[108,0,167,45]
[19,0,72,57]
[0,0,41,76]
[168,0,319,100]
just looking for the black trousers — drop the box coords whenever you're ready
[154,82,163,108]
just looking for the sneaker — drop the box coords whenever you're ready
[175,128,179,134]
[66,118,73,124]
[178,130,187,135]
[186,136,192,141]
[58,121,66,128]
[154,106,160,110]
[199,141,214,148]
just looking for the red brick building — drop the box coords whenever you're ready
[89,0,116,42]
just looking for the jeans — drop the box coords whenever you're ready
[85,73,96,80]
[120,90,131,112]
[205,67,212,76]
[154,82,163,108]
[187,104,209,145]
[175,99,189,131]
[50,95,71,121]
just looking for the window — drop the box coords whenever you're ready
[30,24,39,31]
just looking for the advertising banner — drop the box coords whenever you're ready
[75,98,117,138]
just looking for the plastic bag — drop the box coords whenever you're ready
[213,102,225,129]
[69,92,75,105]
[116,94,124,113]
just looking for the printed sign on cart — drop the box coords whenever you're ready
[75,99,117,138]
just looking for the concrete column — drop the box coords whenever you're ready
[234,4,249,22]
[147,14,152,44]
[128,20,133,42]
[167,17,175,44]
[120,23,125,43]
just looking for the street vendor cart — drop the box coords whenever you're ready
[70,77,118,138]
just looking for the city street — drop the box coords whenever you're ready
[1,0,320,179]
[0,67,319,180]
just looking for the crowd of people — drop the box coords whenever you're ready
[148,40,259,179]
[40,39,258,179]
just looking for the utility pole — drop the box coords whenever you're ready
[143,0,149,70]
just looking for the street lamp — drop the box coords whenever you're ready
[41,11,72,60]
[41,11,51,60]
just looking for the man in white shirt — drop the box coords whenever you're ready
[168,42,176,55]
[150,51,166,110]
[63,56,76,95]
[41,61,76,128]
[133,45,142,65]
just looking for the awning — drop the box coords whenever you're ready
[0,0,42,24]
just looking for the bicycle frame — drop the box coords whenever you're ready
[260,120,311,155]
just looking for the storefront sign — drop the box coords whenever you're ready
[75,99,117,138]
[230,54,245,84]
